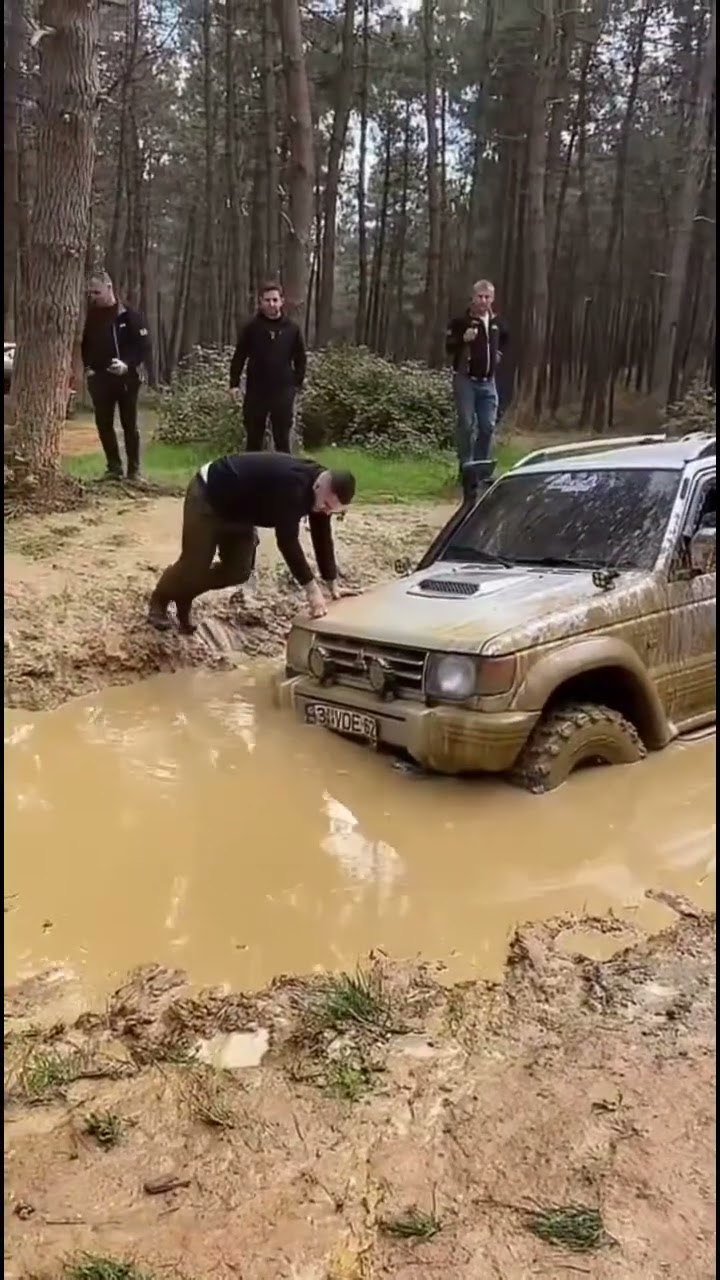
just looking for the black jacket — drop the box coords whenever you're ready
[229,314,306,396]
[81,304,151,375]
[446,311,509,380]
[203,452,336,586]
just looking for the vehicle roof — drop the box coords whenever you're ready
[512,435,715,475]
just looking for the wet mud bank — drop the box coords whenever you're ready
[4,494,448,711]
[4,906,716,1279]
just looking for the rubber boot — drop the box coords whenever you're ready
[147,592,172,631]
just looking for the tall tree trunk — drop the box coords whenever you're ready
[11,0,99,486]
[3,0,24,332]
[199,0,220,344]
[355,0,370,343]
[263,0,280,278]
[315,0,356,346]
[224,0,244,327]
[274,0,314,323]
[519,0,555,418]
[652,1,716,406]
[421,0,442,365]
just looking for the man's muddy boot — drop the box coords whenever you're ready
[147,593,172,631]
[102,466,123,483]
[175,598,196,635]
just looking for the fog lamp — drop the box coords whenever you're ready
[367,655,396,699]
[309,645,335,684]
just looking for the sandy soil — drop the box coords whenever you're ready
[4,490,450,711]
[4,902,715,1280]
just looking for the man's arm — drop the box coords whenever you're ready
[498,320,510,354]
[275,517,314,587]
[230,323,251,388]
[80,318,90,370]
[292,325,307,390]
[308,513,337,584]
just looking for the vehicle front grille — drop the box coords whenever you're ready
[312,636,426,697]
[418,577,479,596]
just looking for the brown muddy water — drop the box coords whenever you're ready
[4,667,716,995]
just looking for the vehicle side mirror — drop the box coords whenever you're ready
[689,524,716,576]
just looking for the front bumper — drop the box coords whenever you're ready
[276,674,539,775]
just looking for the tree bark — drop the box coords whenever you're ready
[652,1,716,406]
[355,0,370,343]
[274,0,314,323]
[3,0,24,332]
[421,0,442,365]
[315,0,356,346]
[11,0,99,486]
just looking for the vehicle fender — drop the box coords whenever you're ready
[514,636,671,746]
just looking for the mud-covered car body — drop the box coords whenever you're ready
[278,434,716,790]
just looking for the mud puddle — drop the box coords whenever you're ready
[4,667,716,992]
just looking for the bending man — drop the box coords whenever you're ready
[147,451,355,633]
[229,282,306,453]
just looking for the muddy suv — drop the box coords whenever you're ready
[278,434,716,792]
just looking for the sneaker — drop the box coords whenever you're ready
[147,595,172,631]
[175,599,196,635]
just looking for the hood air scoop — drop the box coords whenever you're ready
[416,577,480,597]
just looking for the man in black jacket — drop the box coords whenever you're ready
[147,452,356,633]
[446,279,509,475]
[229,282,306,453]
[81,272,151,480]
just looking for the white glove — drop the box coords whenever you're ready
[108,358,128,376]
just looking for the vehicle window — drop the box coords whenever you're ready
[441,468,681,572]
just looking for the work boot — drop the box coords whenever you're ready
[102,466,123,483]
[175,598,196,635]
[147,593,172,631]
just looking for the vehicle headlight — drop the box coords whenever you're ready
[286,626,313,674]
[425,653,477,701]
[425,653,516,702]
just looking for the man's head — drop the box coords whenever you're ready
[258,282,284,320]
[312,469,356,515]
[470,279,495,316]
[87,272,116,309]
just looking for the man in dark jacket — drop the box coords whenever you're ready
[230,282,306,453]
[81,272,151,480]
[147,451,356,633]
[446,279,509,473]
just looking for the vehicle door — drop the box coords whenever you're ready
[657,467,716,726]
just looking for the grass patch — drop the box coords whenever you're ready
[83,1109,127,1149]
[524,1204,608,1252]
[324,1054,374,1102]
[317,968,394,1035]
[17,1049,82,1099]
[64,440,528,504]
[63,1257,155,1280]
[380,1206,442,1241]
[185,1065,238,1129]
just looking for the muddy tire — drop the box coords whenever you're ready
[512,701,646,794]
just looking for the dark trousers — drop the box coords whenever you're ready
[243,386,295,453]
[152,475,258,607]
[88,370,141,474]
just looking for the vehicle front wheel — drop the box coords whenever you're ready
[512,701,646,794]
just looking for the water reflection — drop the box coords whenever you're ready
[4,666,716,991]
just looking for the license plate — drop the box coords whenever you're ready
[304,702,378,745]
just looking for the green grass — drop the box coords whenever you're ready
[380,1206,442,1240]
[317,967,394,1034]
[324,1054,374,1102]
[63,1258,156,1280]
[524,1204,608,1252]
[83,1109,127,1149]
[18,1049,82,1099]
[64,440,528,504]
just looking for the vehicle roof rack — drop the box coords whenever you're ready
[511,434,667,470]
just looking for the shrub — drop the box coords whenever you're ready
[157,344,455,456]
[663,380,716,438]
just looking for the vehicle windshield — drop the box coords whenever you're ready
[442,467,680,572]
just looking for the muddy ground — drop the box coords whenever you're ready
[4,488,448,711]
[3,482,716,1279]
[4,904,715,1279]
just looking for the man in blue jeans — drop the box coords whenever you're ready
[446,279,509,478]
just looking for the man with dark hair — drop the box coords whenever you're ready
[446,279,509,476]
[81,272,151,480]
[147,451,356,633]
[230,282,306,453]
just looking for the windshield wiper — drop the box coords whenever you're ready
[443,547,515,568]
[514,555,623,571]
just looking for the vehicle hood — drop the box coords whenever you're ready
[304,563,655,655]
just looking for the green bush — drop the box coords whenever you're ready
[157,345,454,455]
[663,381,716,438]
